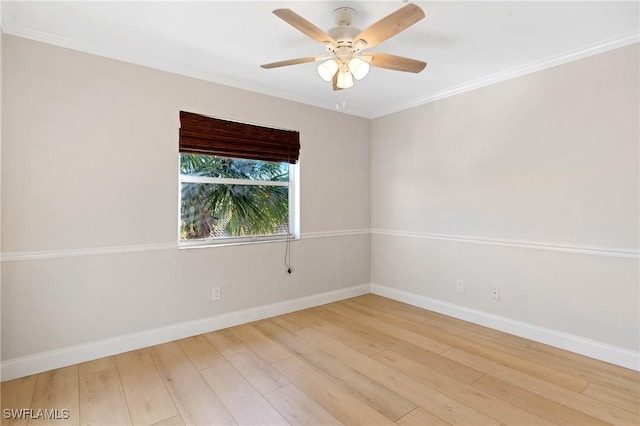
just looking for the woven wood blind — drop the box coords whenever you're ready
[179,111,300,164]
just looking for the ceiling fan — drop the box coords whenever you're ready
[260,3,427,90]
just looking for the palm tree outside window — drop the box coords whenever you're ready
[180,154,291,241]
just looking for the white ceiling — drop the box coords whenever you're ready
[2,1,639,118]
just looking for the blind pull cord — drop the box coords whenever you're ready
[284,148,293,274]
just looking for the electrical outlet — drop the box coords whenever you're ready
[456,279,465,293]
[212,287,221,301]
[491,287,500,300]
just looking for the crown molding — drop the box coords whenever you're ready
[370,30,640,118]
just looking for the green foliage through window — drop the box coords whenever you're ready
[180,154,290,240]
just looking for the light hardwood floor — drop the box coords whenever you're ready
[2,294,639,425]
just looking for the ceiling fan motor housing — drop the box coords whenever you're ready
[328,25,360,44]
[328,7,361,50]
[331,7,357,27]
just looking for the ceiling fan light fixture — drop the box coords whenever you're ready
[317,59,339,81]
[336,69,354,89]
[348,57,370,80]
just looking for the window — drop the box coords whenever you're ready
[179,154,295,243]
[178,111,299,246]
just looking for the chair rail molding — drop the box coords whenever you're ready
[0,229,371,262]
[371,228,639,260]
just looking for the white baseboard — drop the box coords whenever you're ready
[371,284,640,371]
[1,284,370,381]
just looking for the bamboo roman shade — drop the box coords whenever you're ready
[179,111,300,164]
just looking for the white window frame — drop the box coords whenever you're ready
[178,158,300,248]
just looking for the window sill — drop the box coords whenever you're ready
[178,234,299,250]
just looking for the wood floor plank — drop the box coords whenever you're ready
[79,367,132,426]
[348,295,431,322]
[473,375,607,425]
[396,407,452,426]
[78,356,117,377]
[382,340,484,385]
[352,295,533,351]
[309,308,392,355]
[270,314,306,332]
[116,349,179,426]
[150,415,185,426]
[443,347,639,425]
[424,318,638,394]
[204,329,289,394]
[311,307,484,384]
[294,326,500,426]
[412,308,533,350]
[372,349,557,426]
[337,297,387,317]
[149,342,236,426]
[177,335,227,371]
[582,382,640,415]
[201,363,289,425]
[254,320,417,422]
[418,314,536,353]
[323,303,450,354]
[280,310,329,328]
[229,323,292,364]
[378,311,589,393]
[528,342,640,395]
[1,375,37,426]
[530,342,639,383]
[264,384,343,426]
[29,366,79,426]
[272,356,395,425]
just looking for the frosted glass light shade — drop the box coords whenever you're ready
[348,57,370,80]
[336,70,354,89]
[317,59,339,81]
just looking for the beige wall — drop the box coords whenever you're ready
[371,43,639,351]
[1,35,371,361]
